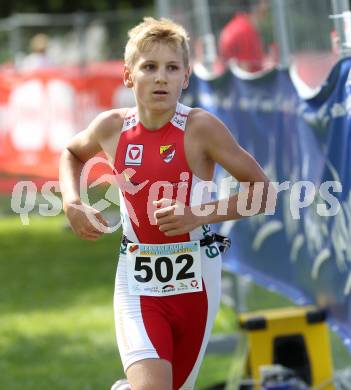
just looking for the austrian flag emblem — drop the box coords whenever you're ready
[125,144,143,166]
[160,144,176,163]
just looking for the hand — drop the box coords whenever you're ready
[65,201,109,240]
[153,198,201,237]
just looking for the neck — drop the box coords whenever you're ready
[137,103,178,130]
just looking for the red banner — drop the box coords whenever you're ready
[0,61,133,184]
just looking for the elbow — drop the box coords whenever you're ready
[61,147,84,164]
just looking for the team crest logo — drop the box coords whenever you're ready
[160,144,176,163]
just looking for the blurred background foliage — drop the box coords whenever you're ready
[0,0,154,17]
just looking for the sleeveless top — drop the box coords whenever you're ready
[114,102,212,244]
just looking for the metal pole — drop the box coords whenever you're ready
[155,0,171,18]
[192,0,217,71]
[271,0,290,69]
[331,0,350,57]
[8,15,22,68]
[74,12,87,69]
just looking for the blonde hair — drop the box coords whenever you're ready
[125,17,190,68]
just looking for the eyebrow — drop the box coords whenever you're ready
[140,59,181,64]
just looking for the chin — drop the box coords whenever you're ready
[149,100,176,111]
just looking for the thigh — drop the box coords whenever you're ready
[175,246,222,389]
[114,254,173,371]
[126,358,172,390]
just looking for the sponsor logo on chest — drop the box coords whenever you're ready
[125,144,143,166]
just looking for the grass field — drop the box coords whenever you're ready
[0,214,237,390]
[1,208,350,389]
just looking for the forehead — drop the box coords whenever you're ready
[137,42,184,63]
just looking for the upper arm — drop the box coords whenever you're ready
[65,109,124,163]
[196,110,268,184]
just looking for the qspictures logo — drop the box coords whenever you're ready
[10,156,343,231]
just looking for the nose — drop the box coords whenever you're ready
[155,67,167,84]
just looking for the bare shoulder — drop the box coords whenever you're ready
[187,107,244,163]
[88,108,128,143]
[187,107,232,145]
[66,107,129,163]
[187,108,226,134]
[187,108,267,184]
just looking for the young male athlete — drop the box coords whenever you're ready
[60,17,272,390]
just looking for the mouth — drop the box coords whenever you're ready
[153,90,168,95]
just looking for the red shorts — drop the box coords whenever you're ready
[113,244,222,390]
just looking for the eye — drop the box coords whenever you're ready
[143,63,155,70]
[167,64,179,71]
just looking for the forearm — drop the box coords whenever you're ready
[195,181,275,226]
[59,148,84,212]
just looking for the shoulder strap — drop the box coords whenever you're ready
[170,102,192,131]
[121,107,139,132]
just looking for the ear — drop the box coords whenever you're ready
[182,66,191,89]
[123,64,134,88]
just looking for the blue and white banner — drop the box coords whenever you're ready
[182,59,351,349]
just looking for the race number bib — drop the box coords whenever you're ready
[126,241,202,296]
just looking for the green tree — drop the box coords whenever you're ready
[0,0,153,18]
